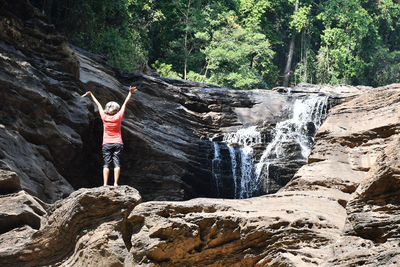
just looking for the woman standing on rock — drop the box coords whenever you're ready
[82,86,136,186]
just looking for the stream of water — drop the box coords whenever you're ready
[211,95,330,199]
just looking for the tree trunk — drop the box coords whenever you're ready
[182,0,192,80]
[302,30,307,82]
[184,30,188,80]
[283,0,299,87]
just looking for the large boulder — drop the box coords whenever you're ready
[324,137,400,266]
[125,190,347,266]
[0,186,141,266]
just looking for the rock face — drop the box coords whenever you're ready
[125,190,347,266]
[2,0,400,266]
[121,84,400,266]
[327,139,400,266]
[0,186,141,267]
[0,0,364,203]
[0,0,80,202]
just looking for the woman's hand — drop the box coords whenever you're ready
[81,91,92,97]
[129,86,137,94]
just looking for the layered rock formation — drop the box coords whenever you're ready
[0,0,363,203]
[1,0,400,266]
[0,186,141,266]
[3,83,400,265]
[122,84,400,266]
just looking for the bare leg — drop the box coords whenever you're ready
[114,167,120,186]
[103,168,110,186]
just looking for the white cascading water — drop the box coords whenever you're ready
[212,126,262,198]
[237,145,258,198]
[224,126,262,198]
[228,146,238,197]
[255,95,330,189]
[211,142,223,195]
[211,95,330,199]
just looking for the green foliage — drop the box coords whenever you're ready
[239,0,271,29]
[370,49,400,87]
[294,48,316,84]
[151,60,182,79]
[33,0,400,88]
[186,71,208,83]
[315,0,374,84]
[290,5,311,33]
[33,0,158,71]
[89,28,138,71]
[201,11,277,89]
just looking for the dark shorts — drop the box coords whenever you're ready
[102,144,123,168]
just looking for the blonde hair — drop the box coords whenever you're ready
[104,101,120,115]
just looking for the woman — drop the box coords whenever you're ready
[82,86,136,186]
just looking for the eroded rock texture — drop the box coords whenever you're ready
[1,0,400,266]
[0,0,361,202]
[125,190,347,266]
[121,85,400,266]
[0,186,141,267]
[0,0,81,202]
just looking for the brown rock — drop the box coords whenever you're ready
[1,0,400,266]
[325,236,400,266]
[309,84,400,170]
[287,84,400,196]
[0,186,141,266]
[125,190,347,266]
[122,84,400,266]
[344,137,400,243]
[0,190,47,234]
[59,221,129,267]
[288,84,400,265]
[0,162,21,194]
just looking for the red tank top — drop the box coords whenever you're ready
[101,111,124,145]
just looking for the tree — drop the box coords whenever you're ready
[31,0,400,88]
[315,0,375,84]
[365,0,400,86]
[282,0,299,87]
[199,11,276,89]
[31,0,163,71]
[163,0,206,80]
[149,0,237,79]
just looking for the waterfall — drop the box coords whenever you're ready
[224,126,262,198]
[211,126,262,198]
[238,145,258,198]
[255,95,330,191]
[211,142,223,195]
[223,126,262,146]
[228,146,238,197]
[210,95,330,199]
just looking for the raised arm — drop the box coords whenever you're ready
[120,86,136,115]
[82,91,104,117]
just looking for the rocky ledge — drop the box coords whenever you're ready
[0,0,369,202]
[1,0,400,266]
[125,84,400,266]
[0,186,141,266]
[1,84,400,266]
